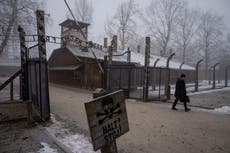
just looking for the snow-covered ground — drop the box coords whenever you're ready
[130,80,229,100]
[45,114,98,153]
[188,86,230,96]
[147,80,229,97]
[214,106,230,115]
[35,142,58,153]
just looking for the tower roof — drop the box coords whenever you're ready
[59,19,90,29]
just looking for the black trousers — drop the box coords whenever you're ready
[172,97,188,110]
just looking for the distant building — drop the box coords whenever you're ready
[48,19,195,89]
[48,19,130,89]
[59,19,90,48]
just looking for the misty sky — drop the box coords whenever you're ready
[45,0,230,57]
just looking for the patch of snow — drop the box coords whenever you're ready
[46,114,98,153]
[146,80,229,97]
[188,87,230,96]
[36,142,58,153]
[130,51,195,70]
[61,134,95,153]
[214,106,230,115]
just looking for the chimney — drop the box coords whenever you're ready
[112,35,118,52]
[137,45,141,53]
[104,38,108,48]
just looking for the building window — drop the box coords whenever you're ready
[74,70,81,81]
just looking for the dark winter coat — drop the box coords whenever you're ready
[174,78,187,102]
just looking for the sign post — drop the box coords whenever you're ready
[85,90,129,152]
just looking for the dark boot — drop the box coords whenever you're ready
[184,102,191,111]
[172,98,179,110]
[185,108,191,112]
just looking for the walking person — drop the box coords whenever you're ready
[172,74,191,111]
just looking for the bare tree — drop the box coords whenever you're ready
[104,0,138,50]
[0,0,44,56]
[143,0,185,56]
[66,0,93,23]
[196,11,224,78]
[173,7,199,62]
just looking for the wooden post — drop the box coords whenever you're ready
[225,66,230,87]
[195,59,203,92]
[10,81,13,100]
[101,141,118,153]
[127,47,131,62]
[36,10,50,120]
[143,37,150,101]
[158,68,162,100]
[213,67,216,89]
[36,10,47,59]
[127,48,131,97]
[18,26,29,101]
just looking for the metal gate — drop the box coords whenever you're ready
[17,10,50,121]
[27,58,50,121]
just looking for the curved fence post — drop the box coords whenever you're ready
[154,58,160,67]
[212,63,220,89]
[195,59,203,92]
[225,65,230,87]
[208,68,212,85]
[152,58,160,90]
[165,53,175,100]
[179,62,184,76]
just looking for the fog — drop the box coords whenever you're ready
[46,0,230,57]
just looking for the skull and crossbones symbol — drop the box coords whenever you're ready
[96,97,122,125]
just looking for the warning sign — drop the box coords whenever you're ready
[85,90,129,151]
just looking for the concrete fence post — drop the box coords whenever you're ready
[212,63,220,89]
[143,37,150,101]
[165,53,175,100]
[152,58,160,90]
[225,65,230,87]
[195,59,203,92]
[209,68,212,85]
[179,62,184,76]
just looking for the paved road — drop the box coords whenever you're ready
[49,84,230,153]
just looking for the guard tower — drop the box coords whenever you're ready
[59,19,90,47]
